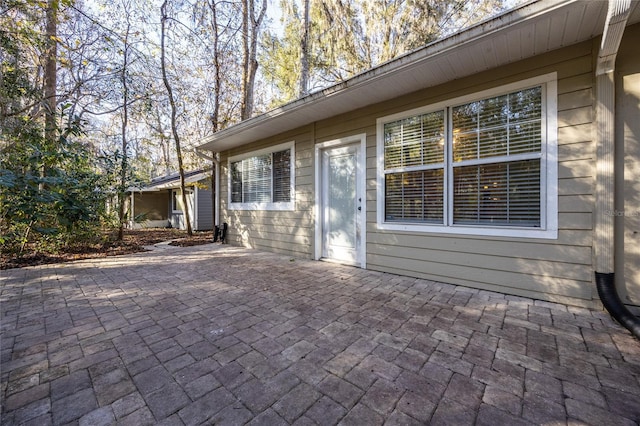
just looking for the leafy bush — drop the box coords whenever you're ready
[0,124,113,255]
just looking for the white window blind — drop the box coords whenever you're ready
[381,84,545,230]
[385,170,444,222]
[453,160,541,225]
[230,148,291,205]
[273,149,291,202]
[383,110,445,222]
[452,87,542,161]
[384,111,445,168]
[452,86,542,227]
[242,154,271,203]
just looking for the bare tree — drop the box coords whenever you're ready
[161,0,193,235]
[241,0,267,120]
[207,0,223,132]
[299,0,310,96]
[116,2,132,240]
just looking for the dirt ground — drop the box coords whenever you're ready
[0,228,214,270]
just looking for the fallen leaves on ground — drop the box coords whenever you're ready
[1,228,214,270]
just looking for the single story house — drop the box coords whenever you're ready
[197,0,640,320]
[127,169,214,231]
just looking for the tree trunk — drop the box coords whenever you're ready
[299,0,310,97]
[241,0,266,120]
[40,0,58,193]
[241,0,250,119]
[209,0,221,132]
[43,0,57,145]
[117,18,131,241]
[161,0,192,236]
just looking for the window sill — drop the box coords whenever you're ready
[377,222,558,239]
[229,202,295,211]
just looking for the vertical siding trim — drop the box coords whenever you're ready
[194,186,199,231]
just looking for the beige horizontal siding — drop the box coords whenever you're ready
[558,123,592,145]
[232,228,312,245]
[220,126,315,259]
[558,177,592,196]
[558,141,593,162]
[366,232,591,264]
[362,41,596,304]
[559,195,593,213]
[558,159,592,179]
[367,254,592,300]
[558,72,593,93]
[366,246,591,287]
[228,234,311,257]
[216,40,600,306]
[558,88,592,110]
[558,106,593,127]
[368,261,594,307]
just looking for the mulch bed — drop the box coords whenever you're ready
[1,229,214,270]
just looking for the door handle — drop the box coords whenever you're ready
[358,206,362,211]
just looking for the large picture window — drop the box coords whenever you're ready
[377,74,557,238]
[229,142,294,210]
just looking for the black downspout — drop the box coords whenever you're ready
[596,272,640,339]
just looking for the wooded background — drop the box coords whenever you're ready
[0,0,512,251]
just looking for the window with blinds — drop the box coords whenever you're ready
[452,86,542,226]
[229,144,294,210]
[379,82,551,234]
[273,149,291,202]
[383,111,445,223]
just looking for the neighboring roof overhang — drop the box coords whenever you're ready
[198,0,640,153]
[128,170,210,193]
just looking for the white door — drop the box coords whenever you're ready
[321,144,363,265]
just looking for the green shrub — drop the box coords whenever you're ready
[0,124,113,255]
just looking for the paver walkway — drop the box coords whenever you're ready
[1,244,639,425]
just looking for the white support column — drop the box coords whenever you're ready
[214,153,220,228]
[130,192,135,229]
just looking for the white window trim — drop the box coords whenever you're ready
[376,73,558,239]
[172,188,194,214]
[228,141,295,211]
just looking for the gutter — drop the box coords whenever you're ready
[594,0,640,339]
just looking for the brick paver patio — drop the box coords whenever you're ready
[1,244,639,425]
